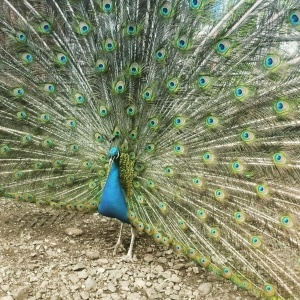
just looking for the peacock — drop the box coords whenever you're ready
[0,0,300,298]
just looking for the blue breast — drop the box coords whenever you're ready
[98,161,130,224]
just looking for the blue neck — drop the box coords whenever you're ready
[98,161,129,224]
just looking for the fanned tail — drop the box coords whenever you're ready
[1,1,300,298]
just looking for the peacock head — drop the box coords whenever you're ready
[108,146,120,162]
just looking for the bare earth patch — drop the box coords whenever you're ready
[0,199,256,300]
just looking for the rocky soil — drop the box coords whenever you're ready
[0,199,256,300]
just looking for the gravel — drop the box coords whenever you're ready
[0,199,256,299]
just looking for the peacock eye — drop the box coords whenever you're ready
[164,166,175,177]
[94,132,104,142]
[263,54,280,70]
[127,24,137,35]
[216,40,230,55]
[78,21,90,35]
[56,53,68,65]
[129,130,137,141]
[173,116,186,129]
[97,106,108,118]
[21,52,33,64]
[231,160,244,173]
[280,215,294,230]
[40,21,51,34]
[35,162,43,169]
[114,81,125,93]
[205,116,218,127]
[214,189,225,201]
[177,36,188,50]
[155,48,166,61]
[43,138,53,147]
[189,0,201,9]
[203,151,215,163]
[210,227,219,237]
[234,86,249,101]
[264,284,275,296]
[73,93,85,105]
[148,117,159,129]
[160,1,172,17]
[40,113,51,122]
[102,0,113,12]
[192,177,203,189]
[145,143,155,153]
[66,119,77,129]
[240,130,255,143]
[70,144,79,152]
[104,38,116,51]
[273,152,286,165]
[167,78,179,92]
[197,209,204,217]
[147,179,155,188]
[274,100,289,115]
[44,83,55,93]
[173,143,185,155]
[289,10,300,27]
[197,75,211,88]
[129,63,140,76]
[84,161,92,169]
[54,160,63,168]
[22,135,32,143]
[142,88,154,102]
[250,236,262,248]
[17,111,27,120]
[16,31,27,42]
[234,211,245,223]
[126,105,136,116]
[13,87,24,97]
[256,184,269,197]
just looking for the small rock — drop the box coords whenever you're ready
[198,282,213,295]
[0,297,14,300]
[193,267,199,274]
[86,250,100,260]
[170,275,181,283]
[107,282,117,293]
[153,265,164,273]
[120,280,130,291]
[73,263,86,271]
[80,291,89,300]
[78,270,89,279]
[173,264,185,270]
[134,279,145,289]
[65,228,83,236]
[98,258,109,264]
[127,293,141,300]
[97,267,106,274]
[46,249,57,257]
[0,285,9,292]
[69,274,80,284]
[144,254,154,263]
[85,277,96,290]
[157,257,167,264]
[11,285,31,300]
[108,269,123,280]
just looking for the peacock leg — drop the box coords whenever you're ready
[108,223,125,255]
[118,226,136,262]
[125,226,135,261]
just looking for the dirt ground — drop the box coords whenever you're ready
[0,199,256,300]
